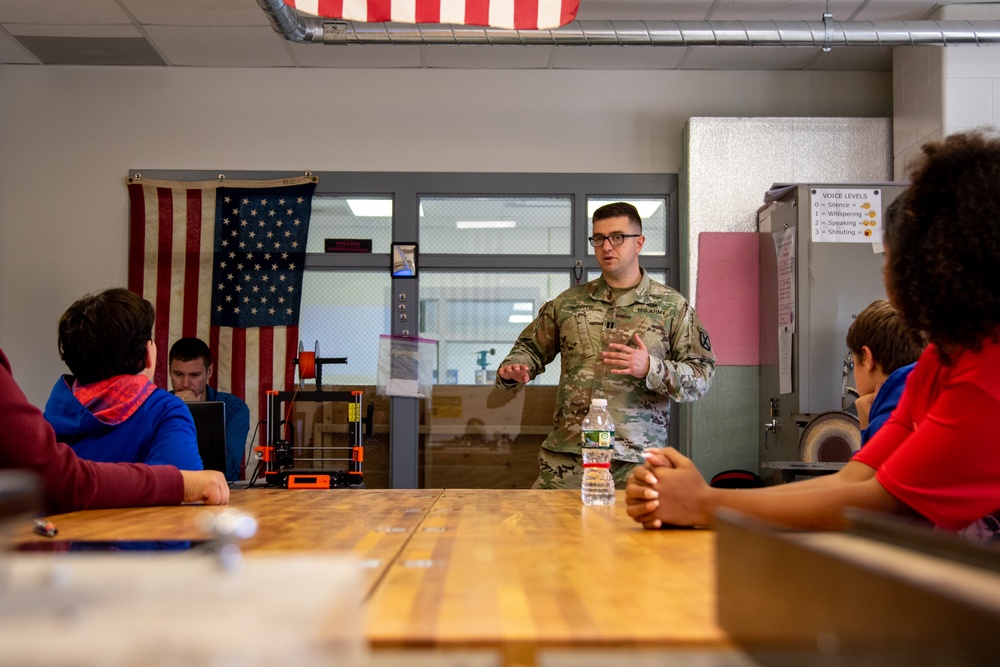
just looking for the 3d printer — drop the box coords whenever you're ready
[254,342,370,489]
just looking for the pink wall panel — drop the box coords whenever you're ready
[695,232,759,366]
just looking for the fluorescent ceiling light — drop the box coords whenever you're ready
[512,302,534,311]
[347,199,392,217]
[456,220,517,229]
[508,315,533,324]
[587,200,663,220]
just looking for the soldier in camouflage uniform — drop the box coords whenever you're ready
[496,202,716,489]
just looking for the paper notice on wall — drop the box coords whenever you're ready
[779,326,793,395]
[773,227,796,332]
[811,188,883,243]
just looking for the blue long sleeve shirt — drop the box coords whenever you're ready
[860,362,917,446]
[44,375,203,470]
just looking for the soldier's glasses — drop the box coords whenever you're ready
[588,234,641,247]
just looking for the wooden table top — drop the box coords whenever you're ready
[366,489,725,650]
[14,488,729,658]
[14,488,441,596]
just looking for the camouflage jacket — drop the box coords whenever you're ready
[496,270,716,462]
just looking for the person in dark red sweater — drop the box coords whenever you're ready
[2,347,228,514]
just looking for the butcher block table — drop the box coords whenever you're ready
[14,488,736,665]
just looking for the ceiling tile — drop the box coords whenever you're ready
[144,26,295,67]
[576,0,716,21]
[938,3,1000,20]
[709,1,869,21]
[14,35,165,66]
[6,24,141,38]
[119,0,271,27]
[0,29,37,64]
[853,1,939,21]
[0,0,130,25]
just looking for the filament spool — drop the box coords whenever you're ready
[293,340,346,390]
[296,340,319,388]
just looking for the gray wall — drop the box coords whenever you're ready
[682,118,892,478]
[0,65,891,406]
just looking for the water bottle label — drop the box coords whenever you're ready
[582,462,611,469]
[582,430,612,448]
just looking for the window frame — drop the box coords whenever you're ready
[130,169,679,488]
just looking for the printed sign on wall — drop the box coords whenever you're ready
[810,188,883,243]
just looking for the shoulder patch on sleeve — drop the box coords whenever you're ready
[700,329,712,351]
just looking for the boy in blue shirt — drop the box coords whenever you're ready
[847,299,926,445]
[44,289,204,470]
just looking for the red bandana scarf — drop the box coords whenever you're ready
[72,375,156,425]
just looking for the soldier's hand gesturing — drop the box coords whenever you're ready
[604,334,650,378]
[498,363,531,384]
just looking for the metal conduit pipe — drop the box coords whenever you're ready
[333,20,1000,47]
[257,0,323,43]
[258,0,1000,47]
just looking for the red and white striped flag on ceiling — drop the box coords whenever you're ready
[285,0,579,30]
[127,175,317,472]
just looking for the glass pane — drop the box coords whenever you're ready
[420,271,568,490]
[297,270,391,488]
[269,390,390,489]
[586,197,667,257]
[421,384,552,489]
[419,196,572,254]
[419,271,569,385]
[298,271,389,386]
[307,196,393,253]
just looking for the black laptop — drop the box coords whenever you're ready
[185,401,227,475]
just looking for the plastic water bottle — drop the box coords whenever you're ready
[581,398,616,506]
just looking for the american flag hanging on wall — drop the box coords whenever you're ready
[285,0,579,30]
[127,175,317,464]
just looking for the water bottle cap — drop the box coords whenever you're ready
[591,398,607,407]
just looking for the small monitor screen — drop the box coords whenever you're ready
[392,243,417,278]
[185,401,227,475]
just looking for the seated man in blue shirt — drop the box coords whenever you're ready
[847,299,926,445]
[169,337,251,482]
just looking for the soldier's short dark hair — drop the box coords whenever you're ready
[169,337,213,368]
[57,288,155,384]
[846,300,924,375]
[887,130,1000,364]
[593,202,642,232]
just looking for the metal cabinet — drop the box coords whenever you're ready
[757,183,907,479]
